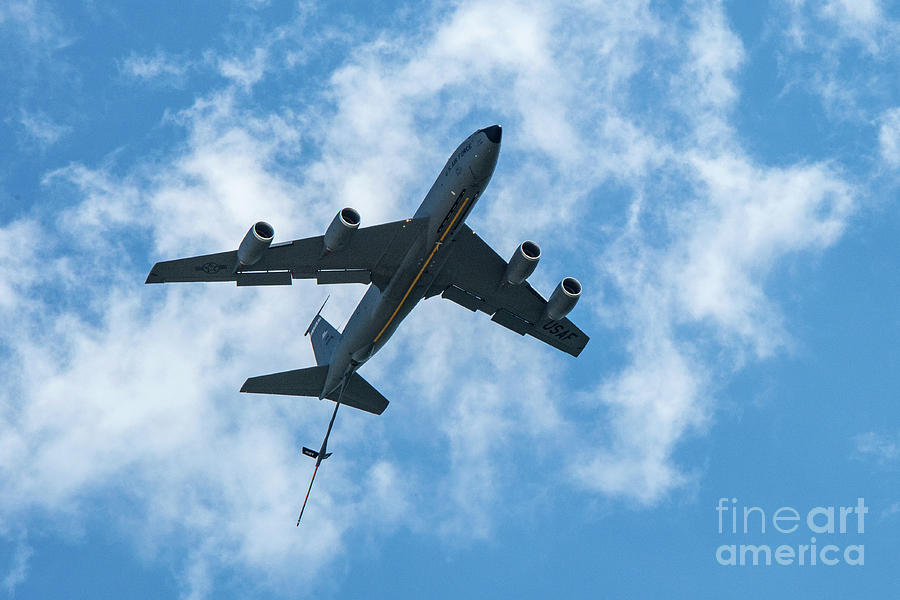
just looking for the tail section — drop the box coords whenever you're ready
[240,367,389,415]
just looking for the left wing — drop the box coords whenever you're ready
[146,218,427,289]
[426,225,589,357]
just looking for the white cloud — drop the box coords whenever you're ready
[569,153,854,502]
[0,534,31,596]
[881,502,900,519]
[820,0,886,53]
[0,225,365,594]
[854,431,900,463]
[823,0,881,24]
[2,95,386,594]
[218,47,269,88]
[0,219,42,311]
[785,0,894,55]
[674,154,853,354]
[119,50,191,84]
[573,337,704,502]
[0,0,71,48]
[679,1,745,146]
[17,109,71,147]
[775,0,900,120]
[879,107,900,167]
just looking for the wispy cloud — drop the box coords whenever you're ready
[0,0,75,152]
[879,107,900,167]
[854,431,900,463]
[217,47,269,89]
[0,534,31,596]
[775,0,900,122]
[819,0,891,54]
[881,502,900,519]
[16,109,71,147]
[0,0,71,48]
[119,50,192,85]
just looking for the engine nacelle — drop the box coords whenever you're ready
[323,207,360,253]
[237,221,274,267]
[504,240,541,284]
[545,277,582,320]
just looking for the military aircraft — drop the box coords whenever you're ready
[146,125,588,523]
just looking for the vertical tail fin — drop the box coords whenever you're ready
[305,298,341,366]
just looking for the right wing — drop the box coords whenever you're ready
[426,225,589,357]
[146,218,426,289]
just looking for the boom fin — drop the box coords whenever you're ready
[301,447,331,460]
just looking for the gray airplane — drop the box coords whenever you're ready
[146,125,588,523]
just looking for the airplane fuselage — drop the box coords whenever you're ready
[322,126,502,395]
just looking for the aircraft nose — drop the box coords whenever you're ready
[481,124,502,144]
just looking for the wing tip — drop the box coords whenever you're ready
[145,263,163,284]
[239,377,258,393]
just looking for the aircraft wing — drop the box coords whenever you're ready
[428,225,589,357]
[146,218,427,288]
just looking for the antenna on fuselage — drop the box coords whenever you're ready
[296,380,345,526]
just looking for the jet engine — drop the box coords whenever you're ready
[545,277,582,320]
[323,207,360,253]
[504,240,541,285]
[237,221,274,267]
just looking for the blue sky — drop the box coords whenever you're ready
[1,0,899,598]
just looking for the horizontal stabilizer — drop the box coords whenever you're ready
[326,373,389,415]
[241,366,389,415]
[242,365,329,397]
